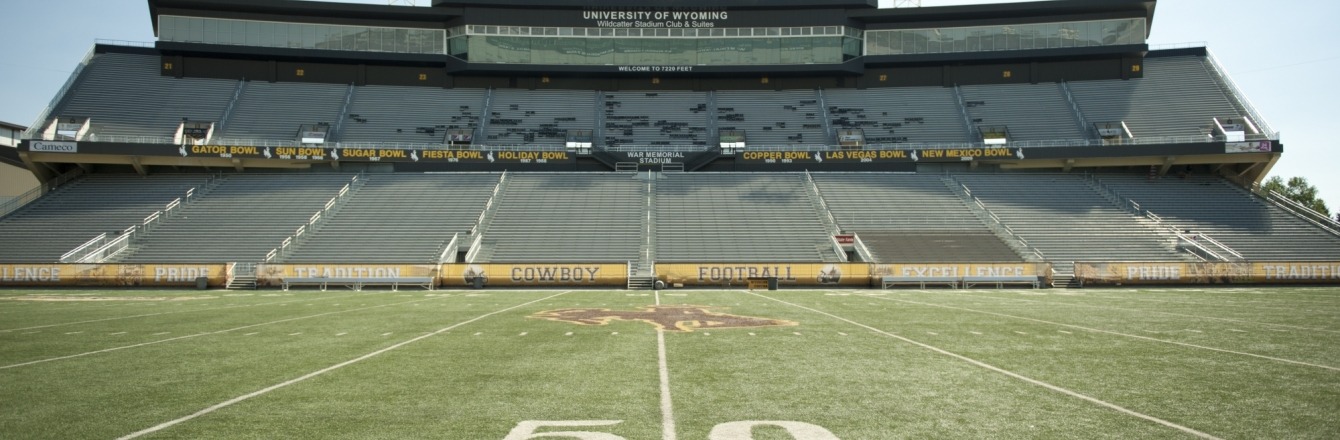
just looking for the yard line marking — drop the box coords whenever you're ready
[793,332,803,336]
[748,291,1223,440]
[116,291,571,440]
[748,332,756,336]
[950,292,1340,334]
[565,332,573,336]
[0,297,447,371]
[473,332,482,336]
[0,291,381,333]
[335,333,347,337]
[1014,331,1028,335]
[64,331,84,335]
[654,290,678,440]
[839,332,848,336]
[1229,329,1247,333]
[612,332,619,335]
[877,297,1340,372]
[927,332,938,336]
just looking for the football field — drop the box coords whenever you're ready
[0,287,1337,439]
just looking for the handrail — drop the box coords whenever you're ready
[59,234,108,263]
[1090,175,1243,262]
[464,232,485,263]
[950,180,1047,262]
[1203,48,1277,137]
[1255,186,1340,236]
[0,168,84,219]
[24,45,97,139]
[438,233,461,263]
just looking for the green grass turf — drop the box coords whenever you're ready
[0,287,1336,439]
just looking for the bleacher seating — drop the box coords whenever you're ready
[953,173,1190,264]
[216,81,347,142]
[603,91,710,147]
[959,83,1087,141]
[1098,174,1340,261]
[655,173,836,262]
[118,174,354,263]
[53,53,236,140]
[810,172,1020,262]
[480,173,644,262]
[0,174,213,263]
[283,173,499,263]
[339,86,485,145]
[824,87,970,145]
[485,89,595,146]
[715,90,827,146]
[1068,56,1247,140]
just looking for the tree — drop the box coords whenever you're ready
[1263,176,1330,216]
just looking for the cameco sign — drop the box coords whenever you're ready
[29,141,78,153]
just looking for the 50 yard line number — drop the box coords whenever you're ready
[504,420,840,440]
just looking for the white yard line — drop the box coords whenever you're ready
[116,291,571,440]
[0,291,382,333]
[748,291,1222,440]
[882,296,1340,372]
[0,296,444,371]
[950,292,1340,334]
[655,291,678,440]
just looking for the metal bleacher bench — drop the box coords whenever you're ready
[881,275,1041,289]
[281,276,436,291]
[962,276,1041,289]
[881,276,960,289]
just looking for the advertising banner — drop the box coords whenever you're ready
[870,262,1051,284]
[255,264,439,288]
[737,147,1023,165]
[1074,262,1340,285]
[440,263,628,287]
[0,264,226,287]
[657,263,870,287]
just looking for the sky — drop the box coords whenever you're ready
[0,0,1335,210]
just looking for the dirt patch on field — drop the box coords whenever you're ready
[0,295,217,302]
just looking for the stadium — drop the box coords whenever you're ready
[0,0,1338,438]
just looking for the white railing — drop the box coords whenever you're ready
[1091,175,1244,262]
[956,182,1047,262]
[0,168,84,219]
[438,233,461,263]
[851,233,876,263]
[1203,48,1277,137]
[463,233,485,264]
[24,46,97,139]
[59,234,109,263]
[1254,186,1340,237]
[266,176,359,262]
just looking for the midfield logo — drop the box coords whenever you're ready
[532,305,796,332]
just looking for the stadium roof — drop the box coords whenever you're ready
[0,121,25,131]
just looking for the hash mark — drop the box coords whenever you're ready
[244,332,259,336]
[1058,330,1072,334]
[288,332,303,336]
[927,332,938,336]
[109,332,127,336]
[382,332,393,336]
[969,331,983,335]
[519,332,528,336]
[336,333,347,336]
[565,332,573,336]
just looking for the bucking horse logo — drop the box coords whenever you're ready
[531,305,797,332]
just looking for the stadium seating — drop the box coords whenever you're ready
[959,83,1087,141]
[0,174,213,263]
[1097,174,1340,261]
[485,89,595,146]
[1067,56,1247,140]
[215,81,348,143]
[952,173,1192,265]
[282,173,500,263]
[117,174,355,263]
[478,173,644,262]
[602,91,711,147]
[810,172,1021,262]
[823,87,971,145]
[54,53,236,140]
[338,86,485,145]
[655,173,838,262]
[715,90,828,146]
